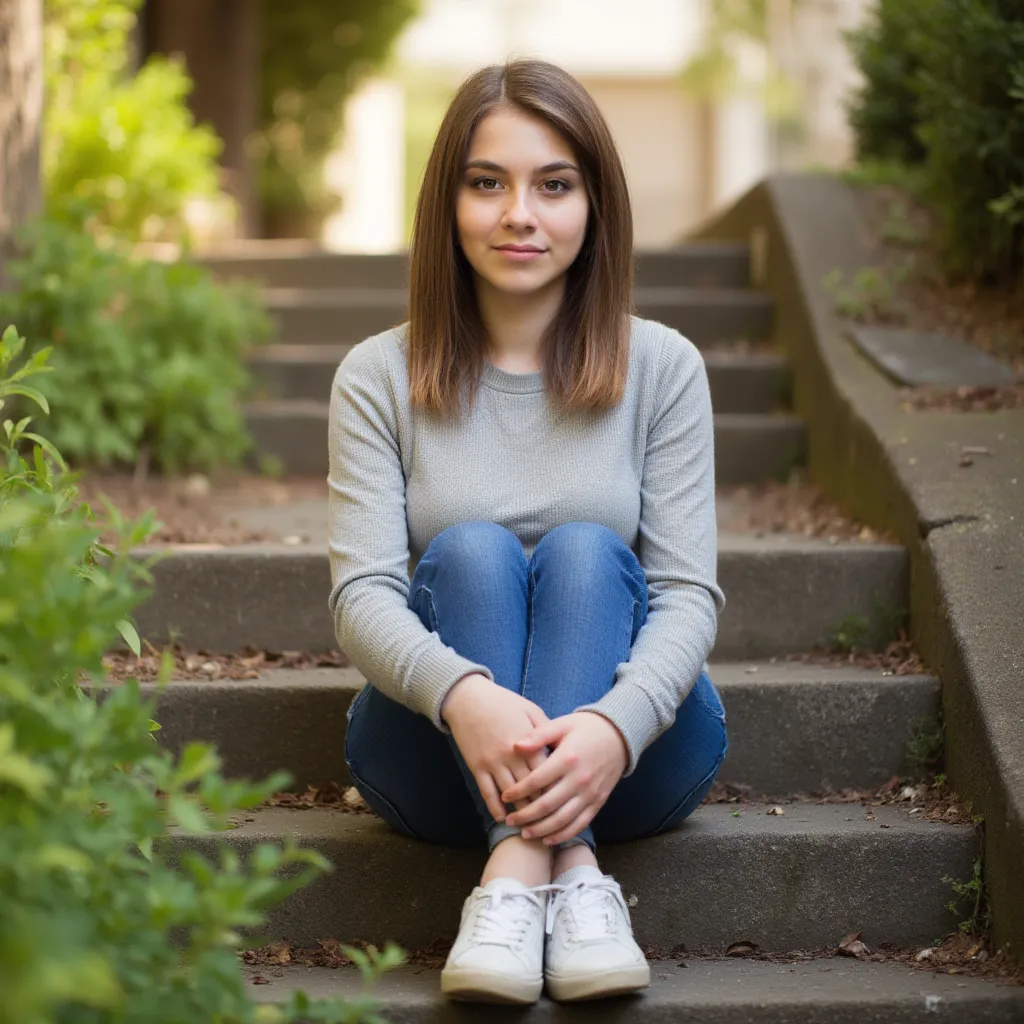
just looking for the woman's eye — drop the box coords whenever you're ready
[470,177,571,193]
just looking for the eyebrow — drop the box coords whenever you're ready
[464,159,580,175]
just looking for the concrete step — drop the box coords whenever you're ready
[242,961,1024,1023]
[160,802,975,950]
[245,344,791,414]
[242,401,804,482]
[130,662,939,796]
[127,536,907,657]
[260,287,773,346]
[198,242,752,291]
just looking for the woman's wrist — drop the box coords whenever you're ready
[440,672,492,726]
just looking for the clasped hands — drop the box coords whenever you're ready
[440,673,629,846]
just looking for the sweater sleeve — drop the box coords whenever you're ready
[326,337,495,727]
[575,327,726,775]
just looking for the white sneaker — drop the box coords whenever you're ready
[544,870,651,1001]
[440,878,552,1004]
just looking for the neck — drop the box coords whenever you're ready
[474,273,566,371]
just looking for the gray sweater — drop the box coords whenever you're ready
[327,314,726,775]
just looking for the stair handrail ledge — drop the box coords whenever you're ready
[690,172,1024,966]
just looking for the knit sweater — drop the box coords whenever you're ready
[326,314,726,775]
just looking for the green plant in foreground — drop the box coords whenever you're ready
[0,325,401,1024]
[943,854,989,937]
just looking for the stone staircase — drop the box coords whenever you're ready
[131,243,1024,1018]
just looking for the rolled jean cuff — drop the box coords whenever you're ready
[487,823,596,854]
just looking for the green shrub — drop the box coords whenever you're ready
[0,324,402,1024]
[845,0,1024,283]
[845,0,929,166]
[911,0,1024,281]
[44,0,227,243]
[0,220,271,473]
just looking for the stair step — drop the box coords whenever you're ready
[129,662,939,796]
[245,344,791,414]
[160,803,975,950]
[198,242,752,291]
[242,401,804,482]
[242,961,1024,1022]
[127,537,908,658]
[260,287,773,346]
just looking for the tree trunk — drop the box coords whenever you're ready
[0,0,43,289]
[141,0,261,237]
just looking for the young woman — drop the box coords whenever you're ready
[327,58,728,1005]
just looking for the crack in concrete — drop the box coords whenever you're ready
[919,514,980,538]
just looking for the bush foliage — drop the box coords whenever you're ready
[846,0,1024,282]
[0,324,402,1024]
[44,0,227,244]
[0,221,271,473]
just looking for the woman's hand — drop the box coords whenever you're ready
[500,712,629,845]
[441,673,550,823]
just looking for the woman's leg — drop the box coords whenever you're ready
[522,521,727,851]
[345,520,534,848]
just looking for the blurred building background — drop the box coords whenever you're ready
[323,0,873,252]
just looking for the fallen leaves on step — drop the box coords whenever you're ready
[263,782,374,813]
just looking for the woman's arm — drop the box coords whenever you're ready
[327,336,496,728]
[575,326,725,774]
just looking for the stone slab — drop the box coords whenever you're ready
[847,326,1018,388]
[107,663,938,796]
[160,803,975,950]
[244,961,1024,1023]
[242,401,805,482]
[126,539,908,658]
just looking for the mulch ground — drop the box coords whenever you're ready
[856,183,1024,410]
[240,922,1022,987]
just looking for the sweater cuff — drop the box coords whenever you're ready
[409,644,494,732]
[576,683,662,777]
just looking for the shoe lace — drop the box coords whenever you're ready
[545,877,629,941]
[471,884,559,948]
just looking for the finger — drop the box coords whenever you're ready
[514,718,569,753]
[505,778,576,829]
[526,704,550,728]
[501,753,567,805]
[475,772,506,822]
[544,807,596,847]
[495,763,533,813]
[523,796,585,841]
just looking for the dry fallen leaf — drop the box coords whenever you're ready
[837,932,872,959]
[767,806,785,816]
[343,786,368,811]
[726,940,760,957]
[251,976,270,985]
[263,940,291,965]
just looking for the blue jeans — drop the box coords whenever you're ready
[345,521,728,853]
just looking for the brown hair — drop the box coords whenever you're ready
[407,58,634,419]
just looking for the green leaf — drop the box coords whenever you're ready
[116,617,141,656]
[168,794,210,833]
[1,383,49,415]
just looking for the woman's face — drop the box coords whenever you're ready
[455,106,590,299]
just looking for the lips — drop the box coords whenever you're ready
[496,245,545,253]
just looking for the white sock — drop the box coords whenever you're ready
[553,864,605,887]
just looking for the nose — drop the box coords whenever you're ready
[501,184,539,230]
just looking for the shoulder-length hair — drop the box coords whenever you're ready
[407,58,634,419]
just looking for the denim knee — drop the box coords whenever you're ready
[531,522,647,617]
[415,521,526,587]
